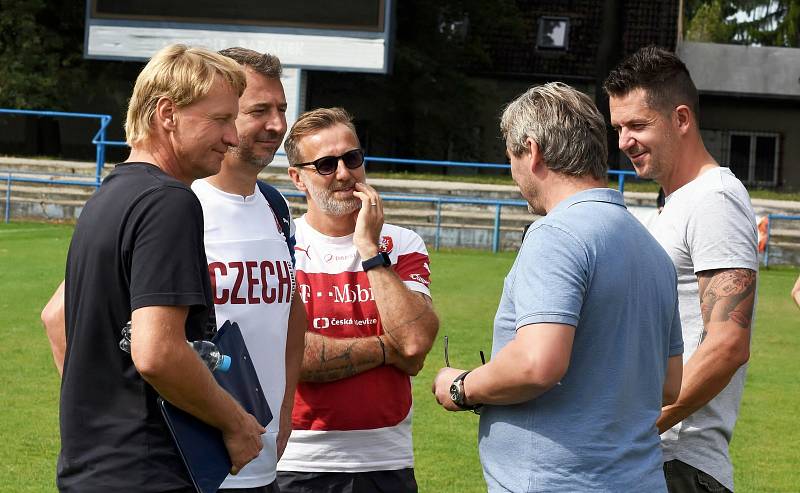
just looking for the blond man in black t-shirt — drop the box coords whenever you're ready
[41,44,266,493]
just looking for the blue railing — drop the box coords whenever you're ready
[1,108,641,193]
[2,170,528,252]
[763,214,800,267]
[0,109,116,186]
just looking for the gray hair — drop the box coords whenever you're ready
[500,82,608,180]
[218,47,282,79]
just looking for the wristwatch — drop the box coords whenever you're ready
[450,371,482,413]
[362,251,391,272]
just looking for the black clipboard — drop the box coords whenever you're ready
[158,321,272,493]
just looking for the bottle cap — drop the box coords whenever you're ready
[218,354,232,372]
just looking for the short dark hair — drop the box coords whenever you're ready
[603,46,699,118]
[218,47,282,79]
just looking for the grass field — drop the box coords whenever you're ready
[1,221,798,492]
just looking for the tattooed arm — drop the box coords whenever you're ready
[657,268,756,433]
[300,332,395,383]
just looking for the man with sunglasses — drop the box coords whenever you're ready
[190,47,306,493]
[276,107,439,493]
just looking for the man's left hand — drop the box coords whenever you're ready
[352,182,384,258]
[432,367,469,412]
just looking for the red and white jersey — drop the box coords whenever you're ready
[192,179,294,488]
[277,216,431,472]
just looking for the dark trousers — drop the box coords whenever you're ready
[664,460,731,493]
[276,469,417,493]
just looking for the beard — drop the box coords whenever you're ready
[229,132,281,170]
[302,173,361,216]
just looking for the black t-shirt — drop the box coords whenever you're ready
[59,162,213,492]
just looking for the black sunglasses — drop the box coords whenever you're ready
[293,148,365,175]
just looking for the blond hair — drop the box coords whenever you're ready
[501,82,608,180]
[125,44,247,146]
[284,107,358,165]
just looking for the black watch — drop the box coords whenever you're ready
[362,251,391,271]
[450,371,482,413]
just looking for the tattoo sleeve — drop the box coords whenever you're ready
[301,333,381,383]
[697,268,757,333]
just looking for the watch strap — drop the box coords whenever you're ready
[362,251,391,272]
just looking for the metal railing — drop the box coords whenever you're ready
[0,109,118,186]
[2,170,528,252]
[763,214,800,267]
[1,108,641,192]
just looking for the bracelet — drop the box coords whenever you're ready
[376,336,386,365]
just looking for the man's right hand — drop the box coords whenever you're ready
[222,410,265,475]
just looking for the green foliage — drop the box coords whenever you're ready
[685,0,800,47]
[0,0,88,109]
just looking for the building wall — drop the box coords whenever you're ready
[699,95,800,189]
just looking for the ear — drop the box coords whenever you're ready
[526,138,543,174]
[154,97,177,132]
[674,105,693,136]
[287,166,307,192]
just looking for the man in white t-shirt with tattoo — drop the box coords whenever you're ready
[276,107,439,493]
[606,46,758,493]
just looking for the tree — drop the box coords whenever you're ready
[685,0,800,47]
[0,0,87,109]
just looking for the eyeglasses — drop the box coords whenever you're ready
[444,335,486,415]
[293,148,364,175]
[444,335,486,368]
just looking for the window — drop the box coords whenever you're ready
[727,132,780,186]
[537,17,570,51]
[701,129,780,186]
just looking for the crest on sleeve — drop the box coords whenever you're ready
[379,236,394,253]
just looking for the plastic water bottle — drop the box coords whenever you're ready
[119,321,231,372]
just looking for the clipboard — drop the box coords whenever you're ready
[158,320,272,493]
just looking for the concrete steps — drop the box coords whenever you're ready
[2,157,799,259]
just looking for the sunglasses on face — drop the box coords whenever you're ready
[294,148,365,175]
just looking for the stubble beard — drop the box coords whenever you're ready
[229,140,274,171]
[302,173,361,216]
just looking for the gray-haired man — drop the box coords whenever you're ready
[432,82,684,492]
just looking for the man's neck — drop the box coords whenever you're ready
[206,158,260,197]
[543,175,608,214]
[660,145,719,196]
[303,204,357,238]
[127,144,190,185]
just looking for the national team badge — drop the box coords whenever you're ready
[379,236,394,253]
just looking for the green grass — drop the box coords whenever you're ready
[1,222,798,492]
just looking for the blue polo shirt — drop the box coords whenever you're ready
[478,188,683,492]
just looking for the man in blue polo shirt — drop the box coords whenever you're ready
[432,82,684,492]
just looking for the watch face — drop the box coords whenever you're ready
[450,382,460,403]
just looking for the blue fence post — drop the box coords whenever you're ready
[95,116,109,187]
[618,173,626,193]
[764,214,773,268]
[435,199,442,251]
[492,204,502,253]
[4,173,11,223]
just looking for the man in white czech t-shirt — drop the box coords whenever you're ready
[192,47,306,493]
[606,47,758,493]
[276,107,439,493]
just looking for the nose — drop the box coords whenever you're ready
[618,128,633,152]
[264,109,287,138]
[223,120,239,148]
[334,157,353,180]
